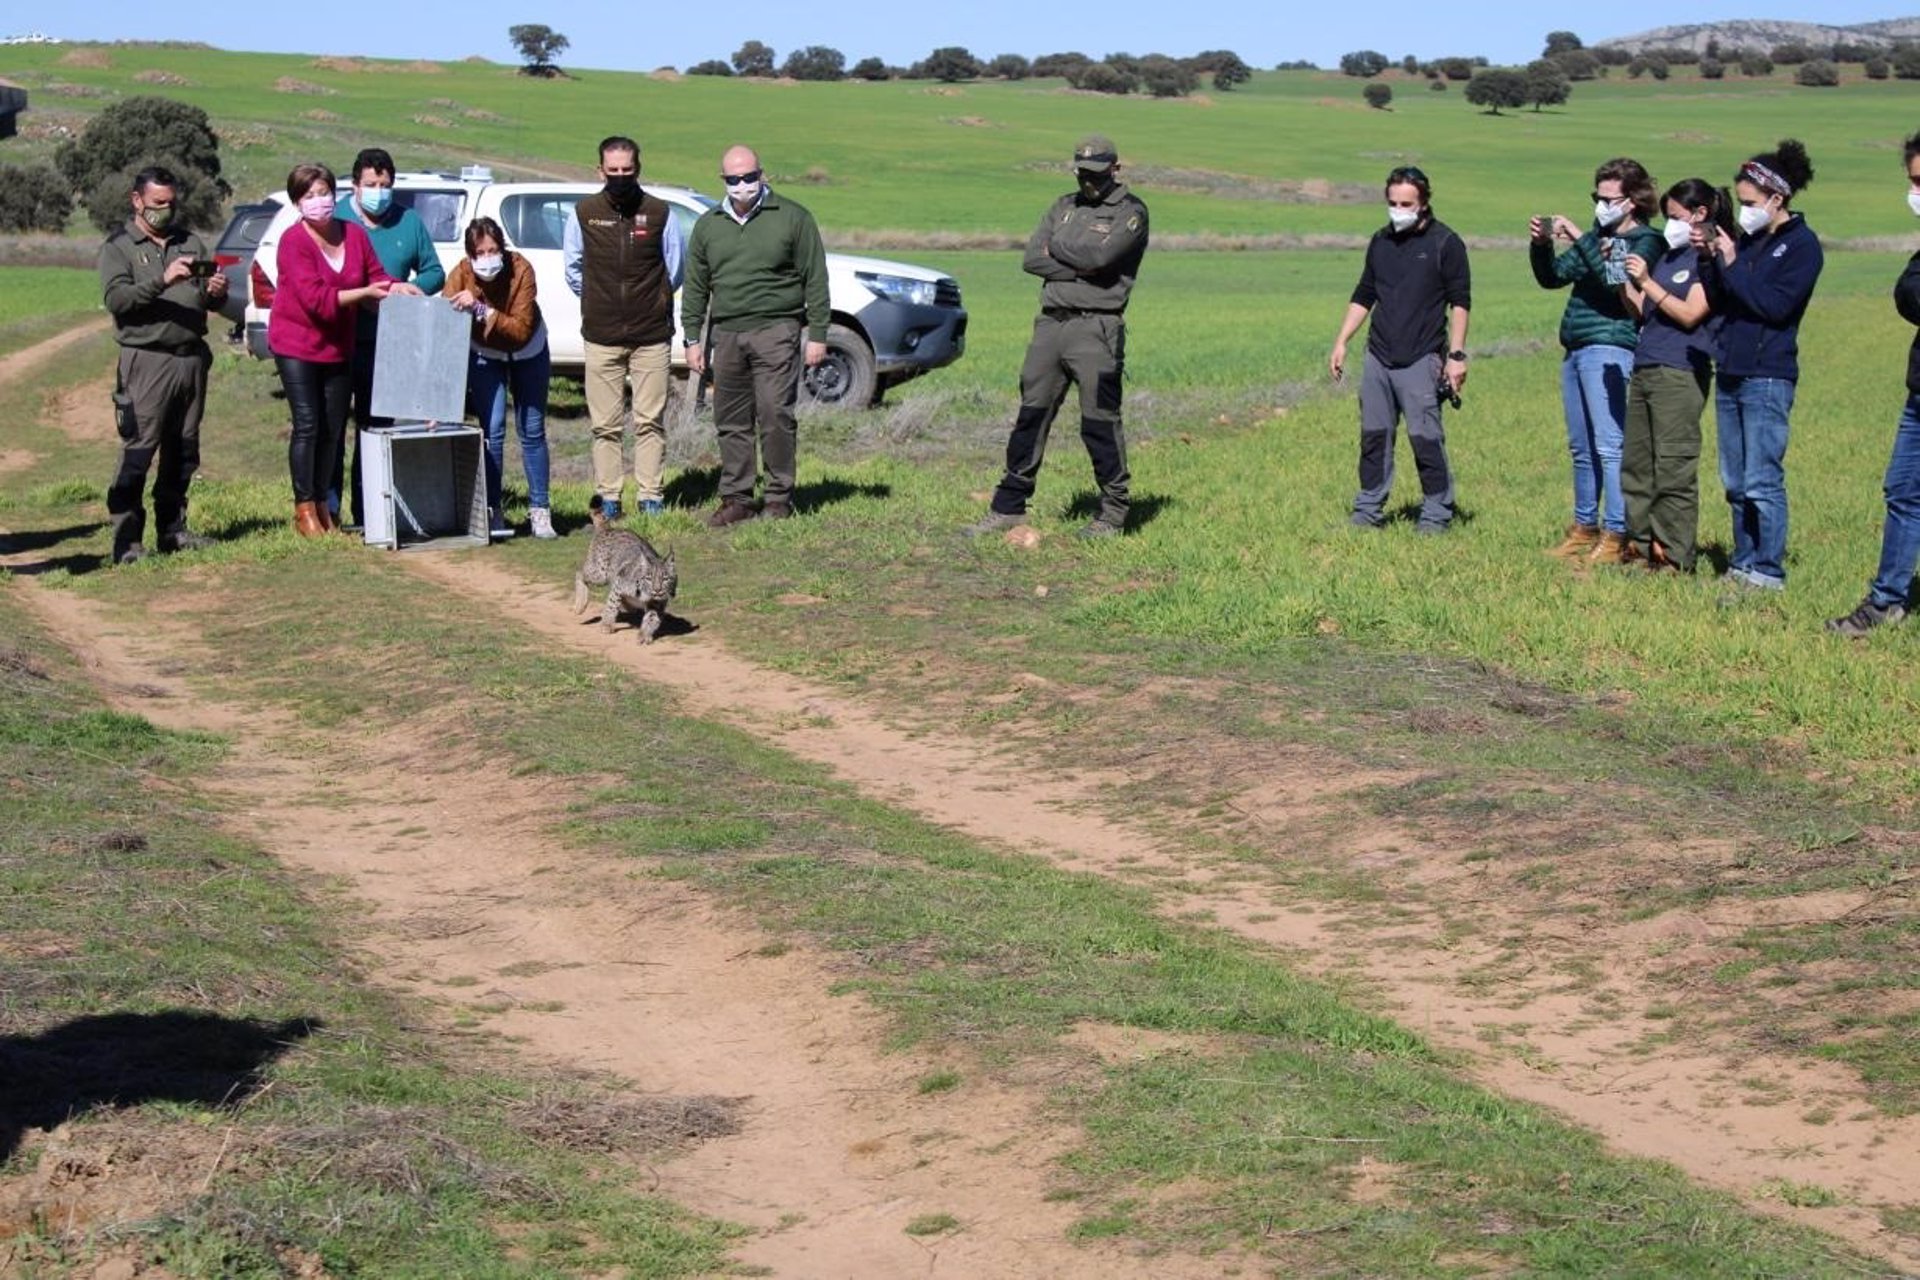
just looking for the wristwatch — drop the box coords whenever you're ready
[1447,350,1468,362]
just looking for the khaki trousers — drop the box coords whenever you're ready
[584,339,671,503]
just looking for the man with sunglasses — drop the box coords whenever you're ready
[565,135,685,520]
[967,134,1149,539]
[682,144,829,527]
[1329,165,1471,534]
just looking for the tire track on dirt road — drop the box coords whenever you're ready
[6,575,1225,1279]
[407,551,1920,1271]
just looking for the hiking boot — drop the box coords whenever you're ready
[1545,523,1601,558]
[528,507,557,540]
[158,529,215,554]
[1586,531,1628,565]
[965,510,1025,537]
[1825,597,1907,636]
[760,501,793,521]
[706,499,758,529]
[112,543,147,566]
[640,499,665,517]
[1078,517,1124,540]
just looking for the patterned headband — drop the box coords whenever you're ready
[1741,160,1792,198]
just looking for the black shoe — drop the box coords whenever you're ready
[965,510,1025,537]
[158,529,215,553]
[1825,598,1907,637]
[1078,518,1124,540]
[112,543,147,566]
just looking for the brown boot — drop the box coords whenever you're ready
[1545,523,1601,558]
[1586,531,1629,565]
[294,501,323,538]
[1647,539,1680,573]
[313,502,336,533]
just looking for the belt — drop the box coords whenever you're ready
[1040,307,1121,321]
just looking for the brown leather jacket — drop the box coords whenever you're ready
[446,251,543,356]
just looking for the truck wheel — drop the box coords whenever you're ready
[801,323,878,408]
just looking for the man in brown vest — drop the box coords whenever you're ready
[564,135,684,520]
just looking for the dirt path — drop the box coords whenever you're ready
[0,320,109,389]
[6,576,1223,1280]
[407,553,1920,1270]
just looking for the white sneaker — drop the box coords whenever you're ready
[528,507,557,540]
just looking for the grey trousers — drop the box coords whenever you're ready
[1354,352,1452,528]
[711,320,802,506]
[108,343,210,551]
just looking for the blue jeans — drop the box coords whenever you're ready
[1868,393,1920,608]
[1560,345,1632,532]
[1715,375,1795,587]
[469,346,551,510]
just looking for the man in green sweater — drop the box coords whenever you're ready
[682,144,829,527]
[332,146,446,527]
[99,164,227,565]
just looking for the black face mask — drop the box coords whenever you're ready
[605,173,640,206]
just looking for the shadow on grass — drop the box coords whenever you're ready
[662,469,893,517]
[1066,490,1173,532]
[0,523,105,556]
[0,1010,320,1162]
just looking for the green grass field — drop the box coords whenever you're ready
[5,45,1920,239]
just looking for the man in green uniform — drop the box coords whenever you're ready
[970,135,1149,538]
[99,165,227,565]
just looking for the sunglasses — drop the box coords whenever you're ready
[721,170,763,186]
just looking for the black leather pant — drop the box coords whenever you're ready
[276,355,351,504]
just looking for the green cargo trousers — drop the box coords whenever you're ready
[990,310,1130,525]
[1622,363,1707,571]
[107,342,210,555]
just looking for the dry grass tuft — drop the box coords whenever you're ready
[511,1090,744,1152]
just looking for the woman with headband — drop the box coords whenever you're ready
[1698,139,1824,592]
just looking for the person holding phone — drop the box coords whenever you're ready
[267,162,420,537]
[1618,179,1729,574]
[98,164,228,565]
[1531,158,1664,564]
[1698,139,1824,593]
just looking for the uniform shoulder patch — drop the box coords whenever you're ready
[1125,215,1140,232]
[1671,270,1691,284]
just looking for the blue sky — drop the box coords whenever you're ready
[10,4,1914,72]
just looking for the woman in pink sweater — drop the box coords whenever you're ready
[268,162,419,536]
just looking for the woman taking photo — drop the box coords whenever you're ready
[267,162,419,537]
[1531,158,1666,565]
[446,216,555,540]
[1698,139,1823,592]
[1619,179,1727,574]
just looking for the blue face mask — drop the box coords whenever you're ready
[359,185,393,216]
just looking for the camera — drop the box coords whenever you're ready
[187,258,218,279]
[1437,372,1461,411]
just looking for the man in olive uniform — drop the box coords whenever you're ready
[99,164,227,565]
[970,135,1149,538]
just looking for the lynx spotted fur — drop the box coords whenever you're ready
[572,497,678,643]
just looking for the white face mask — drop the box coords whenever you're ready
[1663,219,1693,250]
[1386,205,1420,232]
[1906,190,1920,218]
[1736,202,1774,236]
[1594,199,1628,228]
[727,179,762,205]
[472,254,504,281]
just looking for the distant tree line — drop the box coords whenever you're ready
[683,42,1253,95]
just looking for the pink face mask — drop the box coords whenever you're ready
[299,194,335,224]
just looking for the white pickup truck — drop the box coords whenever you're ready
[243,168,967,406]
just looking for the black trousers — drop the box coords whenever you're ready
[276,355,351,505]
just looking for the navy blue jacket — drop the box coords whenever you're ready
[1701,214,1823,381]
[1894,250,1920,394]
